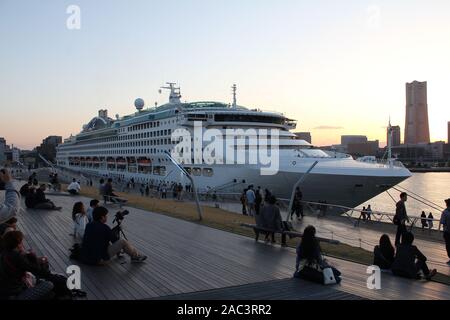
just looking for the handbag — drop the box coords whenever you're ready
[323,267,337,285]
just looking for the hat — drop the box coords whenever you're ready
[445,198,450,206]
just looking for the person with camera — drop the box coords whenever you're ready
[0,169,19,225]
[81,206,147,265]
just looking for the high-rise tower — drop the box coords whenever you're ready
[404,81,430,144]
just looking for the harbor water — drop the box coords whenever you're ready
[361,172,450,218]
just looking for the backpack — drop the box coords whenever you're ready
[69,243,82,261]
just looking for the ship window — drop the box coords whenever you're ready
[193,168,202,176]
[202,168,213,177]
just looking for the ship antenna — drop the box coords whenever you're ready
[232,84,237,109]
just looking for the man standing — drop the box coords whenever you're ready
[439,198,450,265]
[394,192,410,246]
[246,185,256,217]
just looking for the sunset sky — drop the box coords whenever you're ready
[1,0,449,149]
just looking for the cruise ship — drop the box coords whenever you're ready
[56,83,411,209]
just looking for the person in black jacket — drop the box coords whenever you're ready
[373,234,395,270]
[81,206,147,265]
[394,192,410,245]
[391,232,437,280]
[0,231,54,300]
[33,185,61,210]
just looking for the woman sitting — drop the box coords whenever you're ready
[72,202,88,244]
[0,231,54,300]
[294,225,341,284]
[373,234,395,270]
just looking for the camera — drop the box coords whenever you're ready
[114,210,129,223]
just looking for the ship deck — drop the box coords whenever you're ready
[6,189,450,300]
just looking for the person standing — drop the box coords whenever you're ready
[420,211,428,230]
[255,187,262,216]
[246,185,256,217]
[439,199,450,265]
[240,189,248,216]
[291,187,303,220]
[366,205,372,221]
[394,192,410,246]
[427,212,434,231]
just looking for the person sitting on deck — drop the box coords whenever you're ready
[373,234,395,270]
[0,169,19,225]
[72,202,88,244]
[0,231,55,300]
[391,232,437,280]
[260,195,287,246]
[19,181,32,197]
[86,199,100,223]
[81,206,147,265]
[294,225,341,284]
[0,217,18,238]
[67,179,81,195]
[103,179,126,204]
[33,184,61,211]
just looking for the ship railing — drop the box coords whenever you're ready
[355,158,406,168]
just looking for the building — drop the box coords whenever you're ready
[36,135,62,163]
[388,125,401,147]
[404,81,430,144]
[0,137,6,164]
[448,121,450,144]
[341,135,367,146]
[295,132,312,144]
[392,141,446,163]
[347,140,380,157]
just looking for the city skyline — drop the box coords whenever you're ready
[1,0,450,149]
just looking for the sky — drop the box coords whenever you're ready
[1,0,450,149]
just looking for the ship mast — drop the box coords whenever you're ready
[160,82,182,104]
[232,84,237,109]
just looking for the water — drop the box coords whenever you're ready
[361,172,450,218]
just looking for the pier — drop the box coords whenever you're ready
[3,181,450,300]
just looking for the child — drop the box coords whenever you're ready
[72,202,88,244]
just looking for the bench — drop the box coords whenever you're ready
[103,195,128,208]
[241,223,340,245]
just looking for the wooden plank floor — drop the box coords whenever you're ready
[152,278,365,300]
[2,186,449,300]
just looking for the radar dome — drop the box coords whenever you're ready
[134,98,145,111]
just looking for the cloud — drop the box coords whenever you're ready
[313,126,344,130]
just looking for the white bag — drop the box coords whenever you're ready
[323,267,337,285]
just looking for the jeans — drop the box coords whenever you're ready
[444,232,450,259]
[395,224,407,245]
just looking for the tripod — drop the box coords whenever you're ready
[112,218,128,259]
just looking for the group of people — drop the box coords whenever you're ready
[240,185,268,217]
[0,169,76,300]
[20,181,61,211]
[420,211,435,230]
[70,199,147,265]
[358,205,373,222]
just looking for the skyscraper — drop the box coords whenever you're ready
[404,81,430,144]
[388,126,401,146]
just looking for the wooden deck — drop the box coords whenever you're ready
[4,187,450,300]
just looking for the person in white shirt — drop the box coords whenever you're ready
[72,202,88,244]
[86,199,100,223]
[67,179,81,195]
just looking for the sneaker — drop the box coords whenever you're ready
[131,255,147,263]
[425,269,437,280]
